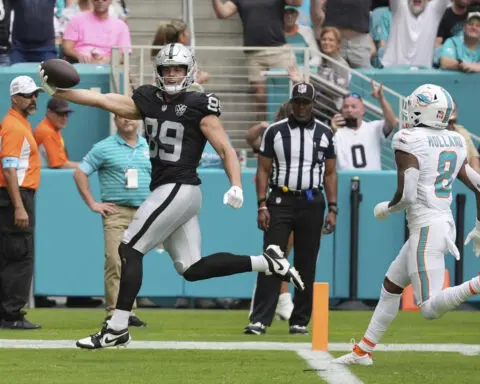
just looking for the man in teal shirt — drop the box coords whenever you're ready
[440,11,480,72]
[74,115,151,327]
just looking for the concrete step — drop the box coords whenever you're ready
[128,17,168,34]
[128,0,182,18]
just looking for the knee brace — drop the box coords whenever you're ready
[182,260,203,282]
[419,300,441,320]
[118,242,144,266]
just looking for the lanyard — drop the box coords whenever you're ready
[123,145,137,169]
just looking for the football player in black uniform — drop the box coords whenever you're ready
[39,43,304,349]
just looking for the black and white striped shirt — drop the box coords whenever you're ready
[259,117,335,191]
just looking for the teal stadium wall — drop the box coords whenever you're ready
[1,65,478,301]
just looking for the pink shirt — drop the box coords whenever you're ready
[63,11,131,58]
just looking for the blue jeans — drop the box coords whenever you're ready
[10,42,57,64]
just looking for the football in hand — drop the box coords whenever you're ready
[40,59,80,88]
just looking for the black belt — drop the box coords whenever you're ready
[104,202,140,209]
[274,187,321,196]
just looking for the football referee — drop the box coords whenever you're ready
[245,82,337,335]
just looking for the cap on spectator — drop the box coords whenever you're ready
[47,98,73,113]
[10,76,43,96]
[467,11,480,21]
[290,82,315,102]
[284,5,299,12]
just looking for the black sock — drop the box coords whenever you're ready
[183,253,252,281]
[116,243,144,311]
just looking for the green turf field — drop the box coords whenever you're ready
[0,309,478,383]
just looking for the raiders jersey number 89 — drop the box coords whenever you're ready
[132,85,222,190]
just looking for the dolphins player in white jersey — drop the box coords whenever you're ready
[332,84,480,366]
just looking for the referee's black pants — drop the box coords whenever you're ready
[0,188,35,321]
[250,189,325,327]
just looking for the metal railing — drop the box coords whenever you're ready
[111,45,408,170]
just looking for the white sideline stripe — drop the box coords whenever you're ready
[297,350,363,384]
[0,340,479,355]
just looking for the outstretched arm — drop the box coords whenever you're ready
[39,67,141,119]
[54,90,141,120]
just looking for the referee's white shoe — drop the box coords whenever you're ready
[263,245,305,290]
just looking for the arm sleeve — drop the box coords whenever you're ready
[117,20,132,54]
[0,129,25,168]
[199,93,223,118]
[259,124,276,158]
[325,130,336,159]
[62,13,80,41]
[440,38,459,60]
[78,145,103,176]
[391,130,420,155]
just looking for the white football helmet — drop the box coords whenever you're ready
[402,84,454,130]
[155,43,197,95]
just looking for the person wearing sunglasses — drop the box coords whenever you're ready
[331,81,397,171]
[0,76,43,329]
[62,0,131,64]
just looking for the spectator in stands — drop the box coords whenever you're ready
[448,101,480,170]
[73,115,149,327]
[0,0,11,66]
[314,27,350,89]
[34,99,78,169]
[331,81,397,171]
[151,19,209,85]
[317,0,374,68]
[284,5,320,67]
[212,0,300,121]
[440,11,480,72]
[62,0,131,64]
[0,76,43,329]
[381,0,450,67]
[60,0,127,36]
[370,6,391,66]
[10,0,57,64]
[436,0,471,46]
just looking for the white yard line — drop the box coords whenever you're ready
[0,340,478,355]
[297,350,364,384]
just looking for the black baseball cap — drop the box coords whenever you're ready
[47,98,73,113]
[290,82,315,102]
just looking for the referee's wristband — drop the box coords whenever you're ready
[328,202,338,214]
[257,198,267,207]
